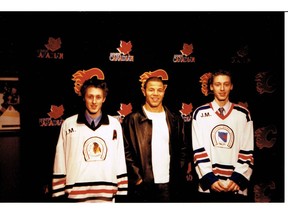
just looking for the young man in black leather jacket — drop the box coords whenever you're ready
[122,75,189,202]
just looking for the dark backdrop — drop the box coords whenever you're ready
[0,11,284,202]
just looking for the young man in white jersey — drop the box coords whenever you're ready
[51,77,128,202]
[192,69,254,202]
[122,76,189,202]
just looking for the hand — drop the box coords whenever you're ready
[211,180,227,192]
[226,179,240,192]
[136,178,143,185]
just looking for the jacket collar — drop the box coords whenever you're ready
[138,105,171,122]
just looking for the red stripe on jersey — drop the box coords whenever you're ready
[194,152,209,161]
[118,179,128,186]
[70,188,118,195]
[52,178,66,187]
[239,154,254,164]
[213,168,233,176]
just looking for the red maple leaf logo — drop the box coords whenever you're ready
[180,43,193,56]
[45,37,62,52]
[117,103,132,117]
[117,40,132,55]
[179,103,193,115]
[47,105,64,119]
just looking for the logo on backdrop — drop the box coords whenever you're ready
[255,124,277,149]
[255,71,276,95]
[231,45,251,64]
[173,43,195,63]
[72,68,105,96]
[254,181,276,202]
[179,103,193,122]
[114,103,133,123]
[109,40,134,62]
[199,72,213,96]
[37,37,64,60]
[139,69,169,89]
[39,104,64,127]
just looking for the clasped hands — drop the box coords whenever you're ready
[211,179,240,193]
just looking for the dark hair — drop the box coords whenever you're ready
[80,76,109,98]
[143,76,164,89]
[210,69,232,84]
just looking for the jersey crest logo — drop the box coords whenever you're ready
[218,131,228,142]
[83,136,107,161]
[211,124,234,148]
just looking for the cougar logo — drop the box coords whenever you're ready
[72,68,105,96]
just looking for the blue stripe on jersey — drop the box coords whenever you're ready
[194,158,210,166]
[193,147,210,166]
[201,172,219,190]
[237,159,254,169]
[233,105,251,121]
[53,174,66,178]
[71,181,118,187]
[193,147,206,154]
[212,163,234,170]
[239,149,254,154]
[230,171,249,190]
[117,173,128,179]
[193,105,210,120]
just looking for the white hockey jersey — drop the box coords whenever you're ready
[192,100,254,196]
[52,113,128,202]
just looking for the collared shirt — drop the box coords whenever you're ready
[85,112,102,127]
[212,100,231,116]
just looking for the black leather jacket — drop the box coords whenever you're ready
[122,105,189,190]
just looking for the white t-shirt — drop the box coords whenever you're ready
[144,107,170,183]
